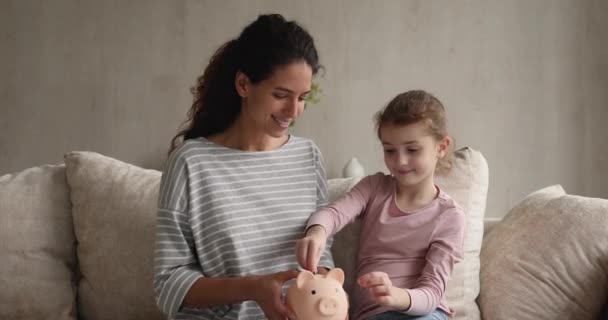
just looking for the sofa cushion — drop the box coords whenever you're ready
[0,165,77,320]
[479,185,608,320]
[332,147,489,320]
[64,152,165,320]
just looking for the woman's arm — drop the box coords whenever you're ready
[182,270,299,319]
[297,173,381,272]
[155,151,203,317]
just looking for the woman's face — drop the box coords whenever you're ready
[236,61,313,138]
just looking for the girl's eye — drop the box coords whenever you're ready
[273,93,288,99]
[384,149,395,154]
[408,149,419,153]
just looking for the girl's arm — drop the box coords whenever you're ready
[307,173,381,236]
[403,208,466,315]
[296,174,382,271]
[296,224,329,271]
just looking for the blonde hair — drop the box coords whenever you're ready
[374,90,453,173]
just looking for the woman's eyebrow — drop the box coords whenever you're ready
[275,87,294,93]
[275,87,311,94]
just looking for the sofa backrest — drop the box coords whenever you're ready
[0,147,490,320]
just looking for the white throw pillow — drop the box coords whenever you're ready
[64,152,165,320]
[0,165,77,320]
[435,147,488,320]
[479,185,608,320]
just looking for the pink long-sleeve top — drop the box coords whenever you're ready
[307,173,465,319]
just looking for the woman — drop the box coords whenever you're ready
[154,14,333,320]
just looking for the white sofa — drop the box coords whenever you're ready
[1,147,606,320]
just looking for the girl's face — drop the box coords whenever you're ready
[236,61,312,138]
[380,122,449,189]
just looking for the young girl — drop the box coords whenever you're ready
[295,90,465,320]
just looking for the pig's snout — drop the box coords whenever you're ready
[317,297,339,316]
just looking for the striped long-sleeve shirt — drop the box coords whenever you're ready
[154,135,334,320]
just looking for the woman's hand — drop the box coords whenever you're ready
[254,270,299,320]
[295,225,327,272]
[357,271,411,310]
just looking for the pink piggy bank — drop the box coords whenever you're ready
[286,268,349,320]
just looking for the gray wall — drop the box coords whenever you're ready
[1,0,607,218]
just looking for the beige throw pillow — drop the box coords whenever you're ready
[64,152,165,320]
[0,165,77,320]
[479,185,608,320]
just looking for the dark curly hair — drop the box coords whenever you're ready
[169,14,321,155]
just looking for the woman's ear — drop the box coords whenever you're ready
[235,71,250,98]
[437,136,452,158]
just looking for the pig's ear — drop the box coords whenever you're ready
[296,270,316,288]
[326,268,345,285]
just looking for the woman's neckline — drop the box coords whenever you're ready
[198,134,294,154]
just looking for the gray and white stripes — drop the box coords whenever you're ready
[154,136,334,319]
